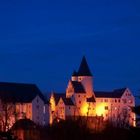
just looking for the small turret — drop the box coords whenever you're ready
[71,70,78,81]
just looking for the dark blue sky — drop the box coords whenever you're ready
[0,0,140,99]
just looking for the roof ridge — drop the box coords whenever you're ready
[0,82,36,86]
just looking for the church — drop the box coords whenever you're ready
[49,56,135,127]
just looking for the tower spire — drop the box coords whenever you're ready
[78,56,92,76]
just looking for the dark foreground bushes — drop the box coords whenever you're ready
[40,119,140,140]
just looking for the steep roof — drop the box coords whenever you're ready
[78,56,92,76]
[71,81,86,93]
[53,93,65,105]
[87,96,96,102]
[95,88,127,98]
[52,93,74,106]
[0,82,46,103]
[61,97,74,106]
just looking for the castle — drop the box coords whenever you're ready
[0,56,136,131]
[50,56,135,127]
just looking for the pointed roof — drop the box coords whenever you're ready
[52,93,74,106]
[78,56,92,76]
[52,93,66,105]
[61,97,74,106]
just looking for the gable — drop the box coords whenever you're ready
[52,93,65,105]
[121,88,134,99]
[32,95,44,105]
[57,96,74,106]
[66,81,74,93]
[57,98,65,107]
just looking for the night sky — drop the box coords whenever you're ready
[0,0,140,99]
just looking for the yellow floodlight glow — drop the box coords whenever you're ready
[81,102,89,116]
[50,96,56,111]
[95,103,105,116]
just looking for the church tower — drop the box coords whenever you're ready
[77,56,94,98]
